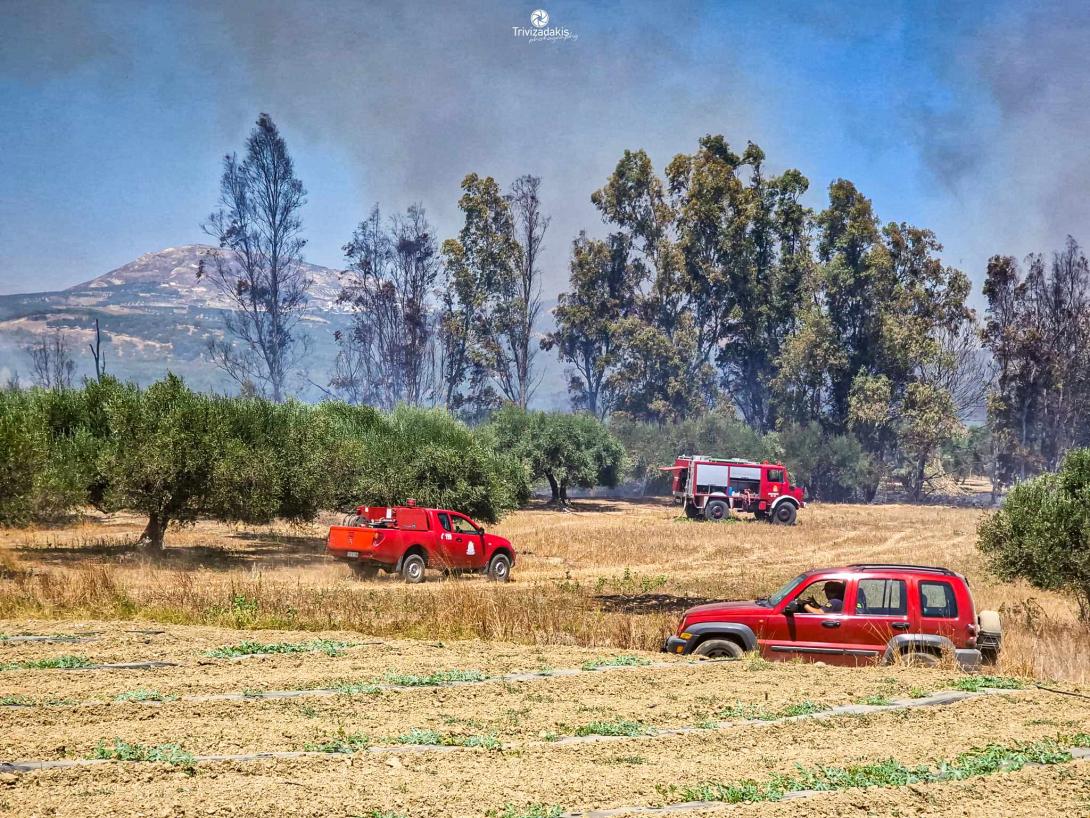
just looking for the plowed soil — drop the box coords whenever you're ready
[2,619,1088,817]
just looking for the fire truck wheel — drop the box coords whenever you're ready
[401,553,427,584]
[771,503,797,525]
[487,553,512,582]
[704,500,729,522]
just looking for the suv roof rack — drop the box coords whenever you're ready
[849,563,957,576]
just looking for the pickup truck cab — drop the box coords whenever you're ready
[664,564,1001,670]
[327,502,515,584]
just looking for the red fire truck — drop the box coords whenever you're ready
[662,455,805,524]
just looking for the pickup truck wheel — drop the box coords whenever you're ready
[771,503,797,525]
[401,553,426,584]
[487,553,512,582]
[691,639,744,660]
[704,500,729,522]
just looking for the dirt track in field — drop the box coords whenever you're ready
[2,620,1090,817]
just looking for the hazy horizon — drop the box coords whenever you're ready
[3,0,1089,308]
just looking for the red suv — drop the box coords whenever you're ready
[663,564,1001,670]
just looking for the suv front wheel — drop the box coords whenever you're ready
[691,639,744,660]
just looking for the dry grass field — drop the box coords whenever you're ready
[0,499,1085,682]
[2,501,1090,816]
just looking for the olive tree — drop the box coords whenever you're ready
[978,448,1090,620]
[328,405,527,523]
[97,375,296,549]
[488,407,626,505]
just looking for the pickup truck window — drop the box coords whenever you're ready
[438,513,452,532]
[856,579,906,616]
[451,516,479,534]
[920,580,958,618]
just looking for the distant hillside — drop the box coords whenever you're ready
[0,245,569,407]
[0,245,352,396]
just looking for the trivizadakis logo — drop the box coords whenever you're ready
[513,8,578,42]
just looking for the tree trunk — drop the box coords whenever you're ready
[911,456,926,502]
[138,512,168,551]
[545,472,561,505]
[559,479,570,505]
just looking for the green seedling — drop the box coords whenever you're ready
[1,655,93,671]
[92,739,194,766]
[205,639,350,658]
[859,694,893,706]
[952,675,1024,692]
[393,728,501,749]
[580,656,651,671]
[383,669,488,686]
[306,732,370,754]
[662,736,1088,805]
[334,681,384,696]
[490,805,565,818]
[574,719,650,737]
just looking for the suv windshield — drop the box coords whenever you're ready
[758,573,810,607]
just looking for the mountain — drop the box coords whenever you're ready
[67,245,346,312]
[0,245,570,407]
[0,245,352,394]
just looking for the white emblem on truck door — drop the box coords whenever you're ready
[467,542,476,556]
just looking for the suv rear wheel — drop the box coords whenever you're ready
[901,650,940,667]
[691,639,744,660]
[704,500,730,522]
[401,553,426,584]
[771,502,797,525]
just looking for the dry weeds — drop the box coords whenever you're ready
[0,500,1086,682]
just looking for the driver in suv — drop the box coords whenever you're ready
[800,580,845,614]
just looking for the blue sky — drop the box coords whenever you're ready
[1,0,1086,304]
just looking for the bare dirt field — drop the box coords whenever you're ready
[1,501,1089,816]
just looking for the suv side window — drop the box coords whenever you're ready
[919,580,958,618]
[856,579,907,616]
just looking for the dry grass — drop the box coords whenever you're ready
[0,500,1086,681]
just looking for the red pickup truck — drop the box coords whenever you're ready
[326,503,516,584]
[663,564,1002,670]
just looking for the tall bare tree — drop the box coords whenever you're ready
[332,204,440,409]
[199,113,310,402]
[87,318,106,381]
[25,330,75,389]
[500,174,549,408]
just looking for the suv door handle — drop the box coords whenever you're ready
[891,622,910,630]
[821,620,841,628]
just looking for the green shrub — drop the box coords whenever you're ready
[978,449,1090,619]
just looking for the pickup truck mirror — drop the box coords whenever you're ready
[477,527,485,536]
[783,599,800,615]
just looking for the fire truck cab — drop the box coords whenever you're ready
[663,455,805,524]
